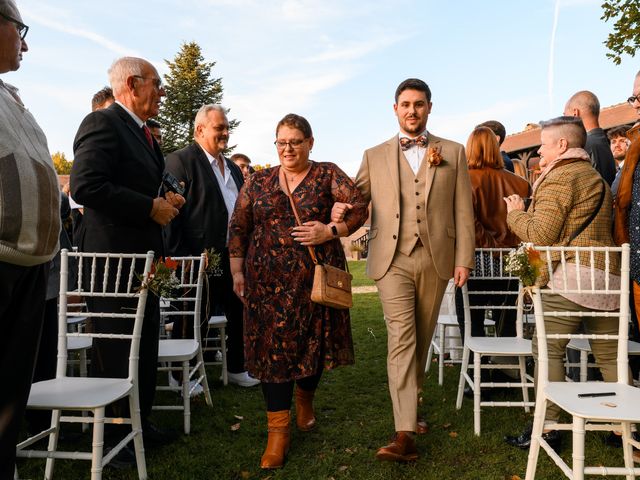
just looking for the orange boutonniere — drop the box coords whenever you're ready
[427,146,443,167]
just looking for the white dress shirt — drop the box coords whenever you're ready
[200,146,239,245]
[115,100,145,128]
[399,131,428,175]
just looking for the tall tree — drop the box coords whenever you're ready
[158,41,237,153]
[52,151,72,175]
[602,0,640,65]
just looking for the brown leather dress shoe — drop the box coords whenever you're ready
[416,417,428,435]
[375,432,419,462]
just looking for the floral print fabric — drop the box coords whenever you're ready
[229,161,368,382]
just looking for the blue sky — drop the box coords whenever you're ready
[7,0,640,176]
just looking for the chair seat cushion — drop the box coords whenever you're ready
[208,315,227,326]
[67,336,93,351]
[466,337,532,355]
[545,382,640,421]
[158,339,199,361]
[567,338,640,355]
[28,377,132,410]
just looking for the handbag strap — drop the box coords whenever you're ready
[282,170,320,265]
[568,178,606,243]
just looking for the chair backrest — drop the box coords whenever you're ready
[529,244,630,386]
[57,249,155,381]
[159,254,207,343]
[462,247,524,341]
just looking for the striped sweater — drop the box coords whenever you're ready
[0,79,60,266]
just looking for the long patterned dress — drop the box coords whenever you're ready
[228,161,368,383]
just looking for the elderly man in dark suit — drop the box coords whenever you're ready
[164,104,259,387]
[70,56,185,458]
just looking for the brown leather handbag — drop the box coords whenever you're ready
[283,172,353,309]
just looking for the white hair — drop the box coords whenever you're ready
[194,104,227,132]
[108,57,148,97]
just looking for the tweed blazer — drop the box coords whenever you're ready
[356,133,475,280]
[507,152,618,286]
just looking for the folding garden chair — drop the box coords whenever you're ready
[526,244,640,479]
[16,250,154,480]
[154,254,213,434]
[203,314,228,386]
[456,248,535,435]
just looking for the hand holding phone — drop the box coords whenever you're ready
[162,172,185,196]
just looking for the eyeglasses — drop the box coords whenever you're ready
[134,75,163,89]
[628,95,640,106]
[274,139,306,150]
[0,12,28,40]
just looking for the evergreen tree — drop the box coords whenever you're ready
[158,42,238,153]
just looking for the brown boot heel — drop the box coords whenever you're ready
[260,410,290,469]
[295,387,316,431]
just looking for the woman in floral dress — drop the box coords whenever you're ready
[229,114,368,469]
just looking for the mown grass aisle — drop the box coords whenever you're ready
[18,269,629,479]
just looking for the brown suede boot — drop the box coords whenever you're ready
[260,410,290,469]
[295,387,316,431]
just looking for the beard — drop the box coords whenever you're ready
[401,117,427,135]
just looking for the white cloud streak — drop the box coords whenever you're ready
[22,8,139,58]
[304,33,410,63]
[548,0,561,115]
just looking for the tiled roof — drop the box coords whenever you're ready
[502,102,638,154]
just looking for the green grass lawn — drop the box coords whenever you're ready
[18,293,629,479]
[348,260,375,287]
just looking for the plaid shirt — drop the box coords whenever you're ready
[507,154,619,286]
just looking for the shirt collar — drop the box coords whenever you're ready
[115,100,145,128]
[398,130,428,140]
[199,144,226,172]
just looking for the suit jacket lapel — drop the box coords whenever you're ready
[424,133,441,203]
[225,157,244,190]
[385,136,400,204]
[193,143,225,204]
[112,103,164,172]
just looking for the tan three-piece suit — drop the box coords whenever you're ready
[356,133,475,432]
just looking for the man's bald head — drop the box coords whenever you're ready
[564,90,600,121]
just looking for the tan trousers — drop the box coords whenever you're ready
[532,293,620,422]
[376,244,449,432]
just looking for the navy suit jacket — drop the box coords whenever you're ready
[163,142,244,256]
[70,103,165,256]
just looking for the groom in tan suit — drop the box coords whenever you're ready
[338,78,474,461]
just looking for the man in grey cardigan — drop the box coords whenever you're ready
[0,1,61,477]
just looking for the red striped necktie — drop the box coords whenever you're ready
[142,124,153,148]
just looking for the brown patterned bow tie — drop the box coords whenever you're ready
[400,135,428,151]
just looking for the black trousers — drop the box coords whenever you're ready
[171,249,245,373]
[25,297,58,434]
[261,370,323,412]
[87,288,160,423]
[0,261,48,480]
[208,249,245,374]
[455,279,518,340]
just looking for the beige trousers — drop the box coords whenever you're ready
[376,244,449,432]
[532,293,621,422]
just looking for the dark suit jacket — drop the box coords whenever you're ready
[163,142,244,255]
[70,103,165,256]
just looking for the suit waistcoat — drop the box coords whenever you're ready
[397,146,429,256]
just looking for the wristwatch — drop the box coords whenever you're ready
[330,224,339,238]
